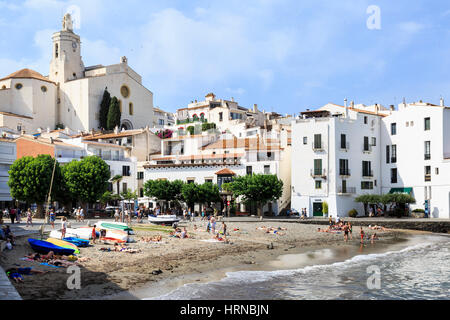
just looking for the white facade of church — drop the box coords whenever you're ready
[0,13,154,134]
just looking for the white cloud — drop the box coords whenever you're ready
[133,8,294,91]
[225,87,246,95]
[398,21,426,34]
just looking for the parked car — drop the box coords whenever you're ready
[87,208,108,218]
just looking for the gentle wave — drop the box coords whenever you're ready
[152,237,448,300]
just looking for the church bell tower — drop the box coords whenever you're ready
[49,13,85,83]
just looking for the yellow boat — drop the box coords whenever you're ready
[46,238,80,254]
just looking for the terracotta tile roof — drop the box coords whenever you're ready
[330,103,387,117]
[0,68,55,84]
[215,168,236,175]
[81,141,129,149]
[82,129,145,140]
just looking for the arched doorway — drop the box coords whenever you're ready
[120,119,133,130]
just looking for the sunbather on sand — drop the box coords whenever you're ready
[369,225,389,231]
[140,235,163,243]
[113,243,141,253]
[48,259,78,267]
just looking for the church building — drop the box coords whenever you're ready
[0,13,154,134]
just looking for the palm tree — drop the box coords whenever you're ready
[111,175,123,197]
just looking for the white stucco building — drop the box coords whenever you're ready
[291,102,387,217]
[143,129,291,215]
[0,13,154,134]
[291,100,450,219]
[0,128,17,209]
[380,100,450,219]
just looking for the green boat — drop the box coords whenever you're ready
[98,221,133,232]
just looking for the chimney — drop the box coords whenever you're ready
[47,127,50,133]
[344,98,348,108]
[114,126,119,134]
[390,105,395,111]
[231,97,234,102]
[440,97,445,107]
[253,104,258,113]
[50,137,54,144]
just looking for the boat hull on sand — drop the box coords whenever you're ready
[148,215,180,225]
[28,239,75,256]
[47,238,80,254]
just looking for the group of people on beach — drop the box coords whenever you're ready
[318,218,385,244]
[1,208,34,226]
[0,224,15,250]
[256,226,287,235]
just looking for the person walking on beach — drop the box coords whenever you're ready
[211,216,216,234]
[49,209,56,229]
[222,221,227,236]
[9,208,15,224]
[114,208,120,222]
[80,207,85,222]
[360,227,365,244]
[343,224,349,242]
[92,225,97,244]
[75,208,81,222]
[16,208,21,223]
[26,209,33,227]
[61,217,67,239]
[348,222,353,240]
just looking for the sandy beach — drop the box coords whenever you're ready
[0,219,412,300]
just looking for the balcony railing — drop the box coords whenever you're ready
[311,169,327,178]
[363,144,372,153]
[337,187,356,194]
[425,175,431,182]
[424,154,431,160]
[391,157,397,163]
[339,169,351,177]
[362,170,374,178]
[312,143,325,151]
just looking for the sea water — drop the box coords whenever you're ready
[150,235,450,300]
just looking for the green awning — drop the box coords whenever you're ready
[389,187,412,194]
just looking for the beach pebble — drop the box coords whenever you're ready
[151,269,163,275]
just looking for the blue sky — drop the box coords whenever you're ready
[1,0,450,114]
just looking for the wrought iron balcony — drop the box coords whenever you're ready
[337,186,356,194]
[311,169,327,178]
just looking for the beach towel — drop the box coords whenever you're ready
[40,263,63,268]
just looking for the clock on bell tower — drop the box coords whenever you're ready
[49,13,85,84]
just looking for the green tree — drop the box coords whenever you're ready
[144,179,185,212]
[322,201,329,216]
[8,155,63,218]
[111,175,123,195]
[227,174,283,217]
[181,182,202,213]
[198,182,221,211]
[99,191,113,206]
[99,88,111,130]
[186,126,195,136]
[355,194,380,216]
[63,156,111,210]
[107,96,121,130]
